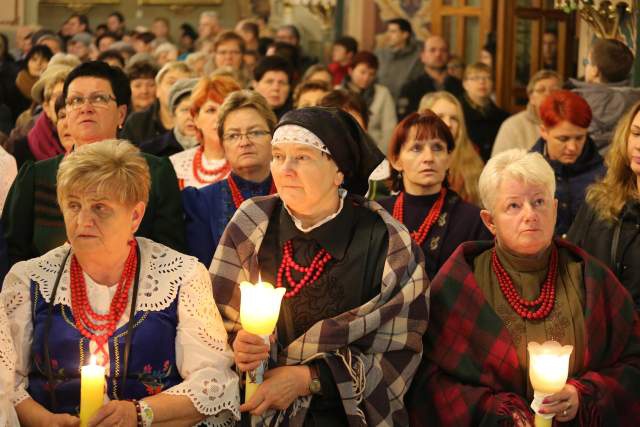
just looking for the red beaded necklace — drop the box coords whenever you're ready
[491,245,558,320]
[192,146,231,185]
[227,175,277,209]
[392,188,447,245]
[69,240,138,361]
[276,240,333,298]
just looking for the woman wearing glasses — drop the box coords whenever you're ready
[1,61,186,265]
[183,90,276,267]
[169,75,240,189]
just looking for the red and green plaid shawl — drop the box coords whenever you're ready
[210,194,429,426]
[409,238,640,427]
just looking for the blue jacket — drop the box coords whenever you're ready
[182,173,274,268]
[531,136,605,236]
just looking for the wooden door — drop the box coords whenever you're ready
[496,0,576,112]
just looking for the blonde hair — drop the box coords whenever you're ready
[419,91,485,205]
[155,61,193,85]
[216,90,277,140]
[57,139,150,206]
[586,101,640,222]
[463,62,492,80]
[479,149,555,211]
[526,69,562,95]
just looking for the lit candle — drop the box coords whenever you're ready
[239,280,285,402]
[79,355,105,427]
[528,340,573,427]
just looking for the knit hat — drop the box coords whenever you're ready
[168,78,199,113]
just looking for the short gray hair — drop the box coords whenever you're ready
[479,149,556,211]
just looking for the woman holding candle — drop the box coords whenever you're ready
[169,75,241,189]
[0,140,239,426]
[183,90,277,267]
[210,107,429,425]
[407,148,640,426]
[379,111,491,279]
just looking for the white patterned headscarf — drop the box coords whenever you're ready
[271,124,331,156]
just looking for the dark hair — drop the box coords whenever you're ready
[180,23,198,40]
[97,50,125,68]
[70,14,90,31]
[63,61,131,107]
[590,38,634,83]
[386,18,412,36]
[24,44,53,67]
[318,88,369,128]
[334,36,358,54]
[125,60,159,81]
[240,21,259,40]
[351,51,379,70]
[134,32,156,45]
[267,42,300,70]
[388,111,455,191]
[108,11,125,23]
[0,33,12,62]
[278,25,300,44]
[54,94,66,118]
[254,55,293,83]
[96,24,108,34]
[96,32,120,47]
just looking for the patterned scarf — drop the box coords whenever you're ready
[210,194,429,426]
[410,238,640,426]
[27,113,64,161]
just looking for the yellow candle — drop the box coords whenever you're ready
[79,355,105,427]
[239,280,285,402]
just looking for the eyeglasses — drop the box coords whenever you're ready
[582,57,590,67]
[466,75,492,82]
[216,49,241,56]
[66,93,116,110]
[223,130,270,144]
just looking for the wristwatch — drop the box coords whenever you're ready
[308,364,323,395]
[138,400,154,427]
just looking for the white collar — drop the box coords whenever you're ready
[282,188,347,233]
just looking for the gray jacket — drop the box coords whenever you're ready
[375,39,424,99]
[571,78,640,154]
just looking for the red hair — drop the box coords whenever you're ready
[539,89,592,129]
[189,75,241,118]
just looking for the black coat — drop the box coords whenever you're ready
[397,74,464,119]
[120,100,167,146]
[138,129,184,157]
[461,95,510,162]
[567,201,640,311]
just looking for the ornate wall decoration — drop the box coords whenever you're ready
[40,0,119,14]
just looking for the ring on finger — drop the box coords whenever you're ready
[562,409,567,416]
[565,401,572,411]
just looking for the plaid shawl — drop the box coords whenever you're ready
[409,238,640,427]
[210,194,429,426]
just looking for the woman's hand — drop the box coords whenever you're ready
[87,400,137,427]
[240,365,311,416]
[233,329,270,372]
[539,383,579,422]
[47,413,80,427]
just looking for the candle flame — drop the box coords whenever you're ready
[258,271,262,284]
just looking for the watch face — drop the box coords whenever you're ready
[310,378,322,394]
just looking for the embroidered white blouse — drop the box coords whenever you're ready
[0,304,19,427]
[169,147,230,190]
[0,146,17,215]
[0,237,240,426]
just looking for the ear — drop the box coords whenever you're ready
[539,125,549,141]
[117,104,127,127]
[388,152,403,173]
[462,79,470,93]
[130,201,147,234]
[592,66,602,83]
[479,209,497,236]
[334,170,345,187]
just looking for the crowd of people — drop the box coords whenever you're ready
[0,9,639,427]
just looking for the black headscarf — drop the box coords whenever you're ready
[274,107,384,196]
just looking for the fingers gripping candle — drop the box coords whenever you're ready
[239,280,286,402]
[80,355,106,427]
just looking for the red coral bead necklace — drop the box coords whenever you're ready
[227,175,277,209]
[276,240,333,299]
[392,188,447,246]
[491,244,558,320]
[192,146,231,185]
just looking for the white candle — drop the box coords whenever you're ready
[528,340,573,427]
[79,355,105,427]
[239,280,285,402]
